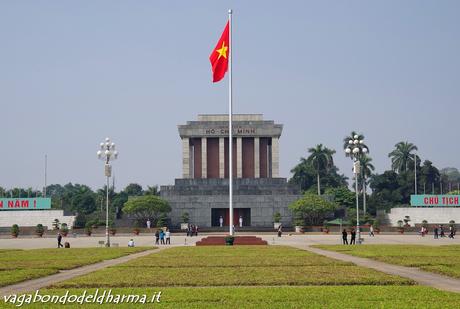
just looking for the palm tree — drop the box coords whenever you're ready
[145,185,160,196]
[306,144,335,195]
[388,141,418,173]
[359,156,375,215]
[343,131,369,159]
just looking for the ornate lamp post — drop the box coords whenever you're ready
[345,135,367,244]
[97,137,118,247]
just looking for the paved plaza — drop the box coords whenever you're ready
[0,232,459,249]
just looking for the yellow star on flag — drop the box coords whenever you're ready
[216,41,228,60]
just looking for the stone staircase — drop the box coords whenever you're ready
[196,235,268,246]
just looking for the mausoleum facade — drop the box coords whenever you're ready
[161,114,301,228]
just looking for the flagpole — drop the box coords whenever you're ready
[228,9,233,236]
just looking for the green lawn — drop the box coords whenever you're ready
[314,244,460,278]
[55,246,412,288]
[4,246,460,308]
[0,247,150,287]
[3,286,460,308]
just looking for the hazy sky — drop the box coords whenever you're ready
[1,1,459,191]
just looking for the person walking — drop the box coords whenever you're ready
[350,228,356,245]
[165,228,171,244]
[57,232,63,248]
[449,225,455,239]
[160,229,165,244]
[369,225,375,237]
[277,224,282,237]
[434,226,439,239]
[440,225,446,238]
[195,225,199,236]
[342,229,348,245]
[155,229,160,245]
[239,216,243,228]
[219,216,223,227]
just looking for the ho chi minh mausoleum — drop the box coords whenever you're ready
[160,114,301,228]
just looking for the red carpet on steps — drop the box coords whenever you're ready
[196,236,268,246]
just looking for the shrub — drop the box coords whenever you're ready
[52,219,60,230]
[181,212,190,223]
[85,222,92,235]
[11,224,19,237]
[403,216,411,227]
[156,213,168,227]
[35,224,45,236]
[60,223,69,236]
[273,212,282,223]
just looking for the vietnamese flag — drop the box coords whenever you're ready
[209,21,229,83]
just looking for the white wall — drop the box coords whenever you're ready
[386,208,460,226]
[0,210,75,228]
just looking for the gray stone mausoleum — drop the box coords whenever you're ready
[160,114,301,228]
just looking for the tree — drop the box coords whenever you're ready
[359,155,375,215]
[122,195,171,225]
[388,141,418,173]
[419,160,440,193]
[306,144,335,195]
[325,187,355,208]
[145,185,160,196]
[289,158,316,192]
[289,157,347,194]
[123,183,144,196]
[440,167,460,193]
[289,193,337,226]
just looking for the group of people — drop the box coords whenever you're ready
[342,228,357,245]
[186,224,199,237]
[432,225,456,239]
[155,228,171,245]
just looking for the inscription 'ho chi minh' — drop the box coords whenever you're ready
[204,127,256,136]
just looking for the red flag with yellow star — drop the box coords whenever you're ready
[209,21,229,83]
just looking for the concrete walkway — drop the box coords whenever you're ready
[293,244,460,293]
[0,247,166,297]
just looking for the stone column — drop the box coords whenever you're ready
[271,137,279,177]
[237,137,242,178]
[254,137,260,178]
[182,138,190,178]
[201,137,207,179]
[219,137,225,178]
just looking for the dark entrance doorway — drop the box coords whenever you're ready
[211,208,251,227]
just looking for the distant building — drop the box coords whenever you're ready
[161,114,301,228]
[0,198,75,228]
[381,194,460,226]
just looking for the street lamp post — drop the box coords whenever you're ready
[345,135,367,245]
[97,137,118,247]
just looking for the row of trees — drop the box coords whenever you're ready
[289,132,460,224]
